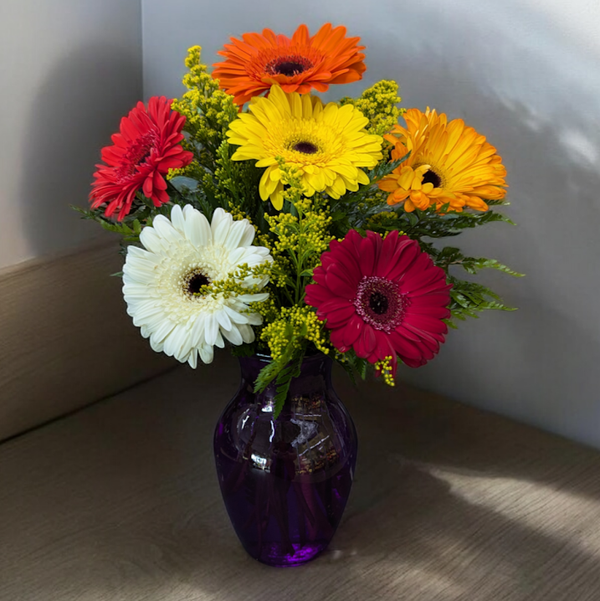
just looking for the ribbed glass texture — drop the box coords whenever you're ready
[214,353,358,567]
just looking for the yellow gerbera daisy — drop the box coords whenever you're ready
[378,108,507,213]
[226,85,383,210]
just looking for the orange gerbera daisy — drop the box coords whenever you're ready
[378,108,508,213]
[212,23,366,106]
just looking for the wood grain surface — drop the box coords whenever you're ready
[1,356,600,601]
[0,240,173,442]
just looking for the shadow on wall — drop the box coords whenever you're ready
[18,42,142,259]
[356,11,600,446]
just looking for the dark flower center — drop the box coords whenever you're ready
[265,54,314,77]
[354,276,410,333]
[117,131,158,182]
[421,169,442,188]
[369,291,389,315]
[274,61,306,76]
[293,141,319,154]
[184,269,210,297]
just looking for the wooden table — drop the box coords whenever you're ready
[1,356,600,601]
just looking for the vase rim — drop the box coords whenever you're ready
[239,350,330,365]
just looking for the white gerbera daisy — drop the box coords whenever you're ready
[122,205,272,368]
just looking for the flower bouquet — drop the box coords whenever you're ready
[77,23,518,566]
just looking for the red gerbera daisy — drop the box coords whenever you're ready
[90,96,194,221]
[212,23,366,106]
[305,230,452,378]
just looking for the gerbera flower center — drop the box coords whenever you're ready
[183,268,211,298]
[265,54,313,77]
[354,276,410,333]
[421,168,442,188]
[116,131,158,182]
[292,141,319,154]
[368,291,389,315]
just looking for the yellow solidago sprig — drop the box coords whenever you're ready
[375,356,396,387]
[341,80,404,137]
[171,46,238,171]
[197,262,272,301]
[254,305,333,418]
[261,306,330,364]
[250,163,338,417]
[259,162,333,305]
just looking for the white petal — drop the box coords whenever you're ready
[152,215,183,244]
[149,334,165,353]
[237,293,269,303]
[214,330,225,349]
[184,206,211,247]
[227,247,247,267]
[140,227,168,253]
[205,314,218,346]
[150,319,176,345]
[174,328,194,363]
[170,204,186,234]
[129,305,164,326]
[222,326,243,345]
[199,345,214,364]
[190,315,206,348]
[163,325,186,357]
[246,312,263,326]
[238,222,255,247]
[223,305,249,324]
[211,208,232,245]
[122,284,154,299]
[215,309,232,331]
[222,220,247,250]
[188,349,198,369]
[238,324,255,344]
[127,245,152,259]
[124,255,158,275]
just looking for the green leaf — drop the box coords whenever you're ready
[460,258,524,277]
[169,176,200,193]
[337,350,369,385]
[272,349,304,418]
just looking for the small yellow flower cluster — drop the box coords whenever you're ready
[197,262,271,301]
[254,162,333,306]
[166,161,207,182]
[365,212,408,238]
[341,80,404,136]
[228,205,255,225]
[170,46,238,162]
[261,306,330,362]
[375,356,396,387]
[166,167,186,181]
[262,198,332,297]
[254,295,280,324]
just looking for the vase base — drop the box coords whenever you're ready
[247,542,328,567]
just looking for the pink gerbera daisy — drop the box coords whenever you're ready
[90,96,194,220]
[305,230,452,378]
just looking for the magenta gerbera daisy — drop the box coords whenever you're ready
[305,230,452,378]
[90,96,194,220]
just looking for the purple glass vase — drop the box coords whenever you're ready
[213,353,358,567]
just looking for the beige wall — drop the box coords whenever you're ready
[0,0,143,269]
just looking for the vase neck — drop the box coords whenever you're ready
[238,353,333,408]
